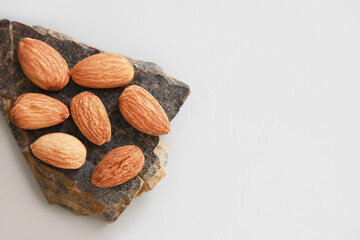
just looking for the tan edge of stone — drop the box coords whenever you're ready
[137,141,170,196]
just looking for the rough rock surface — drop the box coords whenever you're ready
[0,19,190,222]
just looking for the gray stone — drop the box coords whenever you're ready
[0,19,190,222]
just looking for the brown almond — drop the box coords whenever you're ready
[70,91,111,145]
[10,93,69,130]
[70,53,134,88]
[18,38,70,91]
[30,133,86,169]
[91,145,145,188]
[118,85,170,136]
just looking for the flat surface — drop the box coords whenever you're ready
[1,0,360,239]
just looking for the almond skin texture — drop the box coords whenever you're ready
[18,38,70,91]
[10,93,69,130]
[70,91,111,145]
[91,145,145,188]
[118,85,170,136]
[30,133,86,169]
[70,53,134,88]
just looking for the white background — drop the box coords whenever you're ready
[1,0,360,239]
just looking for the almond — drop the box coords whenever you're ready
[18,38,70,91]
[30,133,86,169]
[91,145,145,188]
[70,53,134,88]
[118,85,170,136]
[70,91,111,145]
[10,93,69,130]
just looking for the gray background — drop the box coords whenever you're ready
[1,0,360,239]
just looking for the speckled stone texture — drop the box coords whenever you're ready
[0,19,190,222]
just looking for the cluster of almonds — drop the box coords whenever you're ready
[10,38,171,188]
